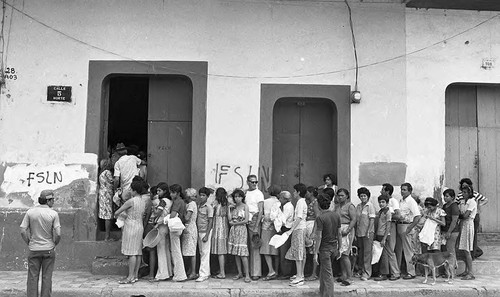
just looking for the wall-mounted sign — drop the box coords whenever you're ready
[47,86,72,102]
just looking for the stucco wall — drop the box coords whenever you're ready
[1,1,498,207]
[405,8,500,198]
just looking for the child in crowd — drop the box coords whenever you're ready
[421,197,446,251]
[182,188,198,280]
[98,158,114,241]
[168,184,187,282]
[355,187,375,281]
[211,187,229,279]
[151,182,173,282]
[197,187,214,282]
[313,193,340,297]
[441,189,460,272]
[260,185,281,281]
[374,194,398,281]
[228,189,251,283]
[286,183,308,287]
[305,186,320,281]
[143,185,159,280]
[457,185,477,280]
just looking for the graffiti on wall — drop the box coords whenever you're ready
[213,163,271,191]
[0,163,90,203]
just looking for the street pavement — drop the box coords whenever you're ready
[1,271,499,297]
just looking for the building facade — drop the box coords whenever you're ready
[0,0,499,269]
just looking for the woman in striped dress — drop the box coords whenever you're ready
[114,176,151,284]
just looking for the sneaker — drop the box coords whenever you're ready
[374,275,388,281]
[196,276,209,282]
[289,279,304,287]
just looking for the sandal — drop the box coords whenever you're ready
[215,274,226,279]
[461,274,475,280]
[233,275,243,280]
[118,278,134,284]
[244,277,252,283]
[305,275,318,281]
[457,272,468,277]
[262,273,277,281]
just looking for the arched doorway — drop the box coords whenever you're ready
[272,97,337,191]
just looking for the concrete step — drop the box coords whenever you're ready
[478,232,500,243]
[91,256,128,275]
[74,240,122,270]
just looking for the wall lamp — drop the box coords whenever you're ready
[351,90,361,104]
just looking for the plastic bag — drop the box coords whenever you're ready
[371,240,383,264]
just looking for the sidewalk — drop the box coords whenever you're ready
[1,271,499,297]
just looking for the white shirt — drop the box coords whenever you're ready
[399,195,420,223]
[294,198,307,230]
[114,155,141,189]
[283,202,295,229]
[246,189,264,219]
[459,198,477,220]
[389,197,400,214]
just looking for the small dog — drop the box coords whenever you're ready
[411,251,455,285]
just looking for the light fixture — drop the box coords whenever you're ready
[351,91,361,103]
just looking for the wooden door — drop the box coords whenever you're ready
[477,86,500,232]
[147,76,193,187]
[272,98,335,192]
[445,84,500,232]
[445,86,479,190]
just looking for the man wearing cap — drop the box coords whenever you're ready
[20,190,61,297]
[245,174,264,280]
[113,143,142,201]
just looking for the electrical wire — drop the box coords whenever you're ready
[344,0,358,91]
[0,0,6,80]
[3,1,500,80]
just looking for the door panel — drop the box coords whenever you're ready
[300,99,334,187]
[147,76,193,187]
[272,98,335,192]
[148,121,192,187]
[272,100,300,191]
[148,76,193,122]
[477,86,500,232]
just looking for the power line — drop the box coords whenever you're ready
[4,1,500,79]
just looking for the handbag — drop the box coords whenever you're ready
[166,215,185,235]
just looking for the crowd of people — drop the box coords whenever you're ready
[96,145,488,297]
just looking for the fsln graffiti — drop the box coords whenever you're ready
[214,163,271,190]
[27,171,63,186]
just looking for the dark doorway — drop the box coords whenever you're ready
[108,76,149,152]
[272,97,337,192]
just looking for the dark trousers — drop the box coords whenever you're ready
[473,214,482,258]
[319,247,337,297]
[278,227,294,277]
[27,249,56,297]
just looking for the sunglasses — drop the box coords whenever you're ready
[249,181,258,184]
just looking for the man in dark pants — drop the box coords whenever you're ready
[20,190,61,297]
[314,193,341,297]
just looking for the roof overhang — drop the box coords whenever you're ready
[406,0,500,12]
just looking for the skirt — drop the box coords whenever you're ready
[228,224,249,257]
[211,216,229,254]
[260,227,278,255]
[181,223,197,256]
[459,218,474,251]
[285,228,306,261]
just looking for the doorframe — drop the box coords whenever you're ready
[259,84,351,189]
[85,61,207,188]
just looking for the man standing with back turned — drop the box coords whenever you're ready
[20,190,61,297]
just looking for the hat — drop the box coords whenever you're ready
[115,143,127,152]
[40,190,55,200]
[251,233,262,249]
